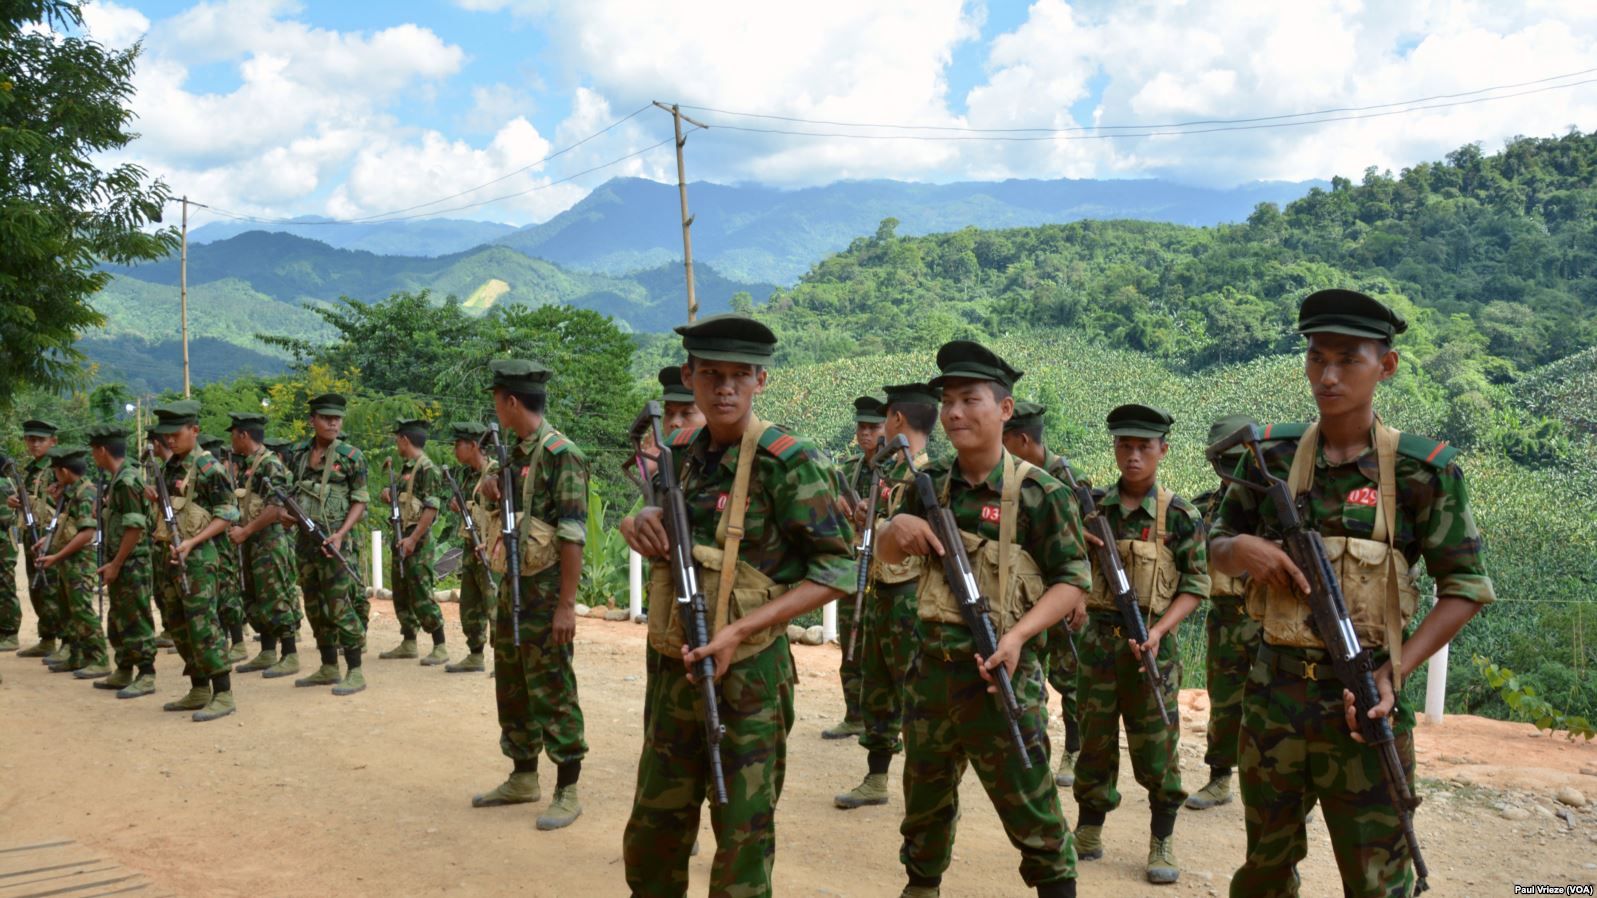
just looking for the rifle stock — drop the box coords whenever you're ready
[272,486,366,591]
[149,454,193,597]
[441,466,490,570]
[2,456,48,595]
[487,423,522,648]
[845,435,894,662]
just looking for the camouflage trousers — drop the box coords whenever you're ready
[1203,600,1260,773]
[1073,612,1186,821]
[106,552,156,670]
[56,552,108,665]
[393,534,443,636]
[155,540,229,679]
[494,569,585,764]
[216,540,245,635]
[23,550,61,640]
[836,593,864,725]
[858,580,919,754]
[623,639,796,898]
[458,555,497,652]
[900,622,1074,888]
[1041,623,1080,752]
[243,525,300,640]
[1230,644,1418,898]
[0,531,19,635]
[297,534,364,650]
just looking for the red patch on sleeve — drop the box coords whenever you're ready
[980,505,1001,523]
[1346,486,1379,507]
[521,466,530,478]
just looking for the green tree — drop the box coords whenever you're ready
[1,1,176,408]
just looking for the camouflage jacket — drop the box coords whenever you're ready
[164,449,241,533]
[397,452,443,531]
[49,477,97,554]
[506,420,588,545]
[104,461,151,560]
[665,422,856,592]
[0,471,14,529]
[1211,422,1495,605]
[285,437,369,529]
[1092,477,1211,601]
[25,455,52,521]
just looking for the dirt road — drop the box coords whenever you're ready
[3,587,1596,897]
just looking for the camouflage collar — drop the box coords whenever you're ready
[1112,477,1161,519]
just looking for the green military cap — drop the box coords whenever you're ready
[1207,414,1258,458]
[1005,400,1047,432]
[658,366,695,404]
[883,382,941,410]
[199,433,226,451]
[21,419,59,437]
[1296,289,1408,341]
[84,423,129,446]
[152,400,202,434]
[674,314,777,365]
[307,392,347,416]
[1106,403,1174,439]
[852,395,887,424]
[486,359,553,395]
[226,411,267,431]
[930,340,1023,390]
[391,417,430,436]
[264,437,292,451]
[449,421,488,442]
[47,445,88,466]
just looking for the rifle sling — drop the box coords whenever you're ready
[712,418,771,635]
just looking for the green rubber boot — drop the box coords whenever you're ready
[536,785,583,831]
[262,652,301,679]
[898,886,940,898]
[445,652,485,673]
[18,637,56,658]
[194,690,236,722]
[1055,749,1079,787]
[0,633,18,652]
[95,667,135,690]
[1075,824,1104,861]
[47,650,84,673]
[154,630,176,649]
[227,641,249,663]
[1184,772,1233,810]
[820,719,865,740]
[332,667,366,696]
[237,648,278,673]
[73,660,112,680]
[294,663,340,687]
[834,773,890,809]
[420,643,449,667]
[472,771,540,807]
[43,643,72,666]
[1146,835,1180,884]
[379,638,417,660]
[163,685,211,712]
[117,672,157,699]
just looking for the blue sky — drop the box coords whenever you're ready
[79,0,1597,227]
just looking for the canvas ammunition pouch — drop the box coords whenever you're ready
[50,497,79,552]
[489,431,563,577]
[1247,420,1417,686]
[1210,567,1248,600]
[645,418,788,665]
[915,453,1046,637]
[398,459,429,529]
[1086,486,1178,616]
[294,440,352,526]
[235,450,269,525]
[153,460,213,543]
[870,466,926,585]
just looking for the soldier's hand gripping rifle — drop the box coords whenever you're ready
[628,401,730,805]
[1,455,48,595]
[1206,424,1429,893]
[486,423,522,648]
[383,458,405,600]
[441,466,490,570]
[895,443,1034,769]
[846,435,895,662]
[1057,465,1174,727]
[93,476,107,619]
[149,453,193,597]
[272,485,367,591]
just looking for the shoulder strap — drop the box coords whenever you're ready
[713,417,772,633]
[1154,484,1174,547]
[1285,422,1319,499]
[997,452,1030,612]
[517,428,561,529]
[315,439,340,508]
[1374,419,1405,689]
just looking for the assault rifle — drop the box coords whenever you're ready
[1,455,47,595]
[93,476,106,619]
[383,458,405,602]
[628,401,729,804]
[150,454,193,597]
[894,443,1033,769]
[1057,466,1174,727]
[1206,424,1429,893]
[441,466,489,570]
[272,486,367,591]
[845,435,895,662]
[486,423,521,648]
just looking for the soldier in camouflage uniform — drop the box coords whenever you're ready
[202,433,250,663]
[11,419,61,658]
[835,382,938,811]
[468,360,590,831]
[821,395,888,741]
[620,315,856,897]
[88,425,159,698]
[35,446,111,678]
[1070,404,1209,884]
[280,393,370,696]
[378,418,450,665]
[877,341,1091,898]
[1185,414,1262,812]
[1002,400,1090,788]
[0,460,19,653]
[149,401,242,722]
[227,412,304,679]
[444,421,498,673]
[1212,290,1495,898]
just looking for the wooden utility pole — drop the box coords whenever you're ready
[653,101,708,322]
[180,196,191,397]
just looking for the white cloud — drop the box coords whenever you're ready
[81,1,150,48]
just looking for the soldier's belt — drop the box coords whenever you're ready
[1256,643,1335,681]
[1207,598,1249,621]
[1087,610,1127,638]
[918,621,979,661]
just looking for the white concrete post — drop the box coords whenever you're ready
[629,550,644,621]
[1425,641,1449,725]
[371,531,383,595]
[822,599,838,644]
